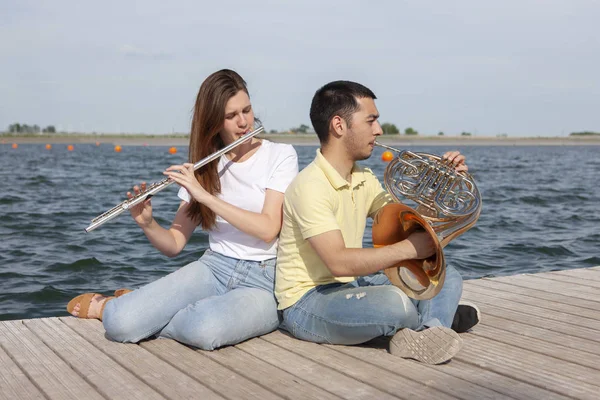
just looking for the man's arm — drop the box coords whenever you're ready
[307,229,436,277]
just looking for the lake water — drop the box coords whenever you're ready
[1,142,599,320]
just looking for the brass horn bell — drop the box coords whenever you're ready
[373,203,445,300]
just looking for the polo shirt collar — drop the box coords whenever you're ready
[314,149,367,190]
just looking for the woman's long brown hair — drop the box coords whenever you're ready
[186,69,249,230]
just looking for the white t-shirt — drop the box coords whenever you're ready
[178,140,298,261]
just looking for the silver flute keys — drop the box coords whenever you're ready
[85,124,265,232]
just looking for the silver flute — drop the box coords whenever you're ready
[85,124,265,232]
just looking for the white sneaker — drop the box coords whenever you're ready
[389,326,463,365]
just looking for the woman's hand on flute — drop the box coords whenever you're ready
[164,163,212,204]
[127,182,154,228]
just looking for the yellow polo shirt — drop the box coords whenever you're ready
[275,149,393,310]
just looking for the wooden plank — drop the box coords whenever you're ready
[456,334,600,399]
[461,291,600,334]
[140,338,282,400]
[235,336,402,399]
[490,275,600,301]
[25,317,164,400]
[465,278,600,310]
[459,297,600,344]
[326,340,568,400]
[202,342,346,400]
[0,345,45,400]
[0,320,104,400]
[60,317,224,399]
[476,313,600,356]
[463,283,600,320]
[260,331,456,400]
[472,324,600,371]
[550,268,600,282]
[533,272,600,288]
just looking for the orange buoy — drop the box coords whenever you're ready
[12,143,18,149]
[114,145,122,153]
[168,147,177,154]
[45,144,52,150]
[95,141,101,146]
[381,151,394,162]
[67,145,74,151]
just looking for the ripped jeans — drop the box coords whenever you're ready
[102,249,280,350]
[280,265,463,345]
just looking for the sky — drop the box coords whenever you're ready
[1,0,598,137]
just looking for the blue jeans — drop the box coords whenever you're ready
[281,265,463,345]
[102,249,280,350]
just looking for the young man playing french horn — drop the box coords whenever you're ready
[275,80,479,365]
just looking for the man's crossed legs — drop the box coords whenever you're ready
[281,265,477,364]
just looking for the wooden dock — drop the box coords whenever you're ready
[2,266,599,400]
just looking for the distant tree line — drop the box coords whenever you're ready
[570,131,600,136]
[380,124,420,135]
[381,123,399,134]
[289,124,312,134]
[7,123,56,133]
[378,125,473,136]
[281,123,418,135]
[266,123,483,137]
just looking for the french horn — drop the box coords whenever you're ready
[372,143,482,300]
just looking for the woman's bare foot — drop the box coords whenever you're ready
[70,294,109,319]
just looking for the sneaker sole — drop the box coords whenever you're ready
[389,326,463,365]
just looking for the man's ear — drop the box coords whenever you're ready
[330,115,346,138]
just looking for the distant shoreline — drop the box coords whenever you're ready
[2,134,600,147]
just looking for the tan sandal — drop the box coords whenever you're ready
[114,288,133,297]
[66,293,114,320]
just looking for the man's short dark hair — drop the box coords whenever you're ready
[309,80,377,144]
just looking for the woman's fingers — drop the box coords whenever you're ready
[127,182,149,203]
[166,164,196,177]
[166,165,188,174]
[163,171,188,183]
[164,170,180,178]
